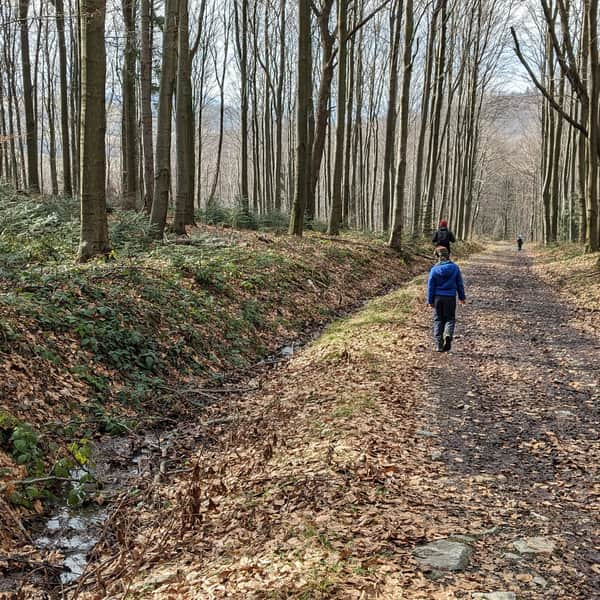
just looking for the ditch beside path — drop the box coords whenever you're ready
[70,243,599,600]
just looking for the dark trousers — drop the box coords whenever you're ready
[433,295,456,344]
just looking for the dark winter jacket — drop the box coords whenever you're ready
[432,227,456,249]
[427,260,466,305]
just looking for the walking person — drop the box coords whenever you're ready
[427,246,466,352]
[432,219,456,255]
[517,234,523,251]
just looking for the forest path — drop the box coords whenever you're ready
[76,243,599,600]
[408,243,600,598]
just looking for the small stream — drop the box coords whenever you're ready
[35,506,108,584]
[32,342,299,585]
[32,430,173,584]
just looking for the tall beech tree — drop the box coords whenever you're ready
[121,0,137,210]
[19,0,40,193]
[150,0,179,238]
[289,0,312,235]
[78,0,109,261]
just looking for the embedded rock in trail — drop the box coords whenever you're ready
[512,536,556,555]
[471,593,517,600]
[413,539,472,571]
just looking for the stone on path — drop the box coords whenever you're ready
[502,552,522,563]
[415,429,437,438]
[413,539,471,571]
[513,536,555,555]
[472,594,516,600]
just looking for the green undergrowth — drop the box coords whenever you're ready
[0,187,480,509]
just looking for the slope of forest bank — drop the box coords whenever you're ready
[0,187,480,556]
[532,244,600,310]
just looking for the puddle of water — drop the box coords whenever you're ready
[33,433,174,584]
[35,506,108,584]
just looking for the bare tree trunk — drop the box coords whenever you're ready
[174,0,195,234]
[411,1,441,236]
[121,0,138,209]
[381,0,402,232]
[586,0,599,251]
[44,13,59,195]
[289,0,311,235]
[422,0,447,233]
[78,0,110,261]
[274,0,286,211]
[207,13,230,205]
[0,75,9,181]
[327,0,348,235]
[150,0,179,238]
[69,0,80,195]
[234,0,249,211]
[342,2,357,227]
[19,0,40,192]
[309,0,335,212]
[140,0,154,213]
[50,0,72,196]
[389,0,413,250]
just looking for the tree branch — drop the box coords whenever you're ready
[540,0,587,102]
[346,0,392,41]
[510,26,587,136]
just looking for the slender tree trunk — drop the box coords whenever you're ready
[121,0,138,209]
[174,0,195,234]
[309,0,335,212]
[69,0,80,195]
[45,15,59,195]
[389,0,413,250]
[78,0,109,261]
[327,0,348,235]
[51,0,72,196]
[411,1,441,235]
[207,14,229,205]
[289,0,311,235]
[234,0,249,211]
[150,0,179,237]
[19,0,40,192]
[274,0,286,211]
[586,0,599,251]
[422,0,447,233]
[382,0,402,232]
[140,0,154,213]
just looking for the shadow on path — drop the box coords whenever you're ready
[421,243,599,597]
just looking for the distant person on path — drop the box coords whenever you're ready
[427,247,466,352]
[432,220,456,256]
[517,234,523,251]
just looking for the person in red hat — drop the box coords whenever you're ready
[432,219,456,255]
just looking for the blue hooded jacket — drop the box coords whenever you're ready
[427,260,466,305]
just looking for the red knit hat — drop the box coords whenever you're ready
[439,219,448,227]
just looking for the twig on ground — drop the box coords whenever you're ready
[0,554,67,572]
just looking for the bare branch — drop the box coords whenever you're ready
[510,26,587,136]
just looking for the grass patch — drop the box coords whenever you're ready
[333,394,377,419]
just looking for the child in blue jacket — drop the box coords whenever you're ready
[427,247,466,352]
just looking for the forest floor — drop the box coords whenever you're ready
[25,241,594,600]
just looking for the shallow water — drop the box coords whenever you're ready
[35,506,108,584]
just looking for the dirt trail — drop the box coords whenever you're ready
[410,243,600,598]
[53,243,598,600]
